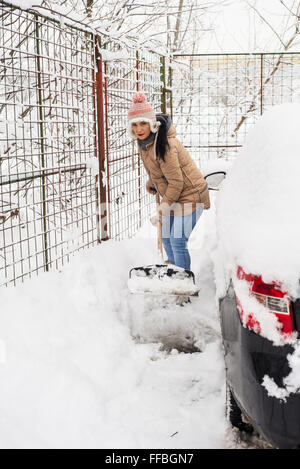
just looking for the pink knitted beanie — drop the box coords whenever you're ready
[127,92,160,138]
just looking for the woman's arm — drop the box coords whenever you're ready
[158,144,183,215]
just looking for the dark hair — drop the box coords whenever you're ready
[155,115,170,162]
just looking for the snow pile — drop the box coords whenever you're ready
[0,224,226,448]
[10,0,40,9]
[216,103,300,299]
[262,375,290,401]
[262,340,300,402]
[98,48,130,62]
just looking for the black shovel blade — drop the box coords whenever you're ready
[127,264,199,296]
[129,264,195,283]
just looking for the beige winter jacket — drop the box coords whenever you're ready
[138,125,210,216]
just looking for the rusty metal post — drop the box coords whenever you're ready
[136,50,142,228]
[95,37,109,241]
[103,64,111,235]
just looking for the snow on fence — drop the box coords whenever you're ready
[171,53,300,167]
[0,1,162,286]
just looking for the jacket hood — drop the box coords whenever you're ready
[167,124,176,138]
[156,113,171,129]
[156,114,176,138]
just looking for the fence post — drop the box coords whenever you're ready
[136,50,142,229]
[92,35,101,244]
[95,37,109,241]
[260,53,264,115]
[35,15,49,271]
[160,56,166,114]
[161,55,173,118]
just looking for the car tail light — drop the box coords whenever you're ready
[236,266,294,335]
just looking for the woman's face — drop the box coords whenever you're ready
[131,121,151,140]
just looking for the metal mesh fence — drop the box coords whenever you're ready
[171,53,300,168]
[0,1,163,286]
[102,46,162,240]
[0,2,99,286]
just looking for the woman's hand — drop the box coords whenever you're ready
[146,181,157,195]
[150,214,164,226]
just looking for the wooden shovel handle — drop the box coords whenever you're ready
[156,193,163,259]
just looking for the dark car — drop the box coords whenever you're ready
[205,103,300,449]
[220,267,300,449]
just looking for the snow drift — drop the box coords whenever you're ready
[216,103,300,299]
[0,227,226,448]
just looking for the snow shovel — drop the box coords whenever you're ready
[127,193,199,297]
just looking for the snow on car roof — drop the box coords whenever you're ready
[216,103,300,298]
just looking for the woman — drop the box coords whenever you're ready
[128,92,210,271]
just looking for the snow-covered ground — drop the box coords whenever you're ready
[0,192,235,449]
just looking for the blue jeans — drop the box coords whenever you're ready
[162,207,203,271]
